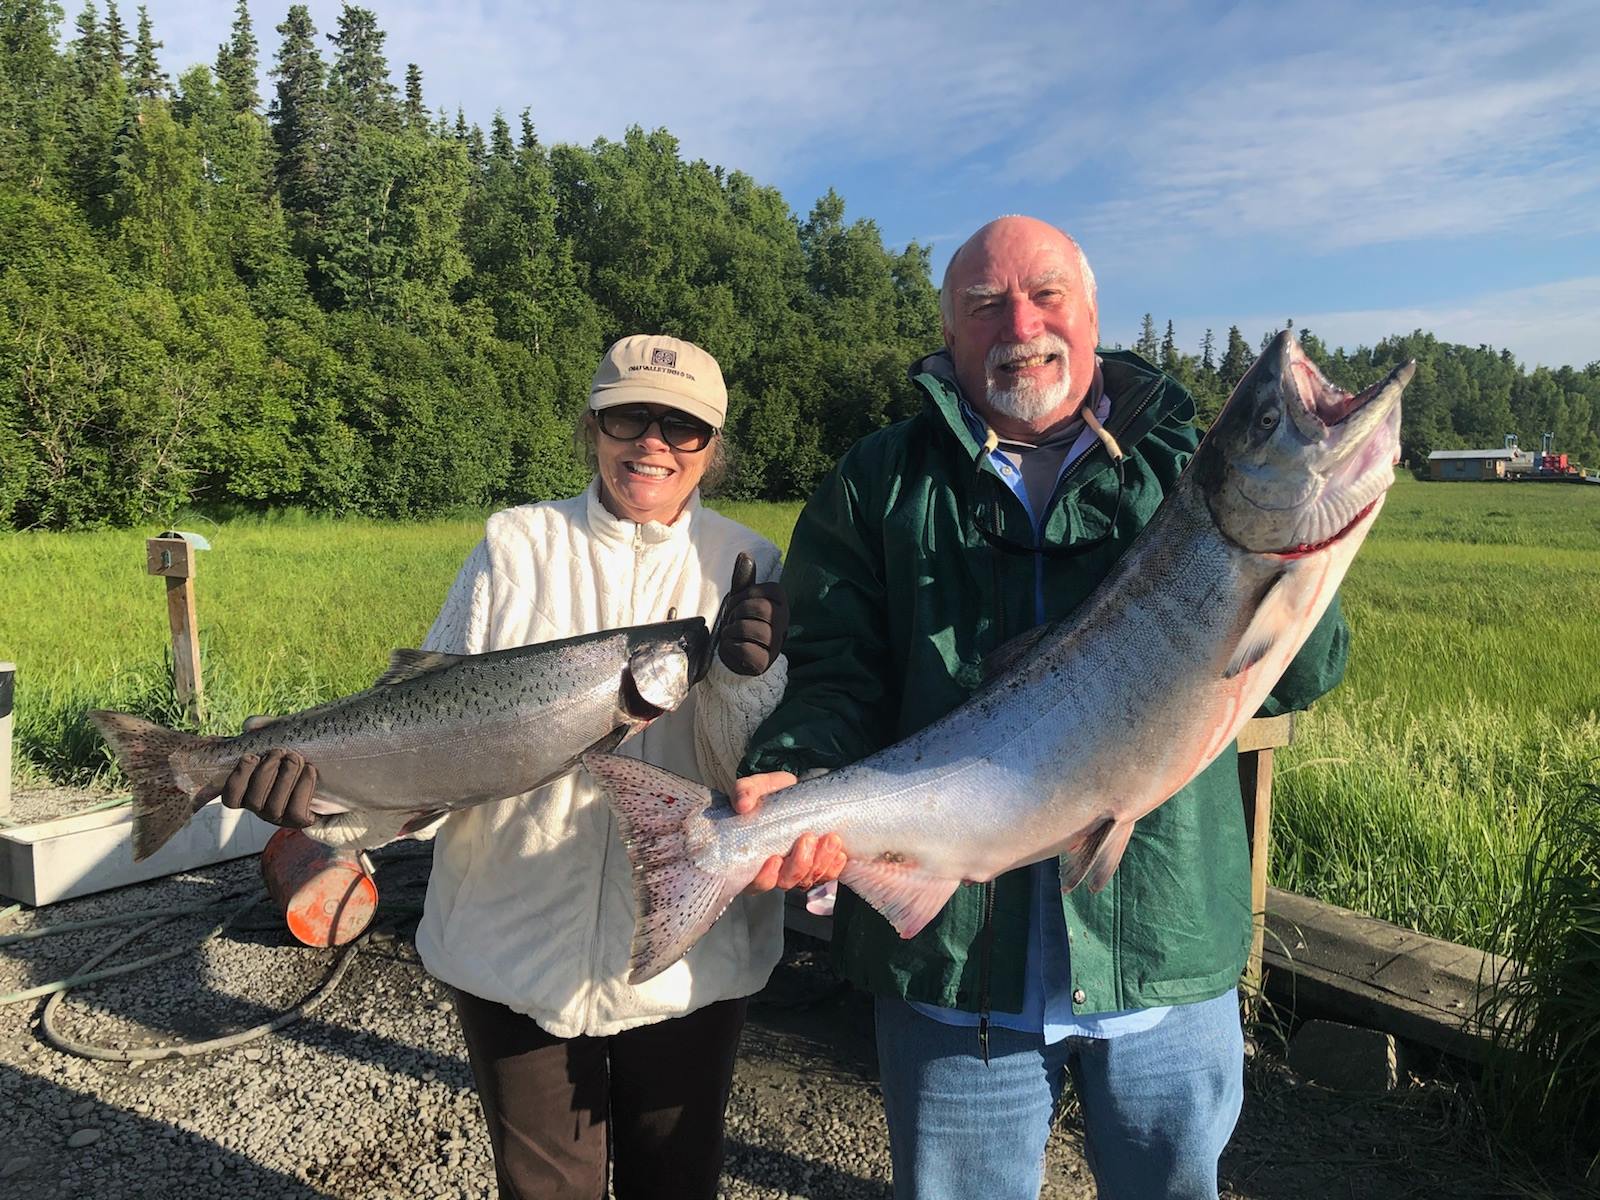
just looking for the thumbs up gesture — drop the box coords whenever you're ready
[714,552,789,677]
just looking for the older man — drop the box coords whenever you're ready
[738,217,1348,1199]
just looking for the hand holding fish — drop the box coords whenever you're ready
[732,771,847,894]
[713,553,789,677]
[196,745,318,829]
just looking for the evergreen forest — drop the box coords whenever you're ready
[2,0,1596,530]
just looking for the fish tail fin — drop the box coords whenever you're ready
[89,710,219,861]
[582,752,751,985]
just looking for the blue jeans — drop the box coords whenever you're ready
[874,992,1244,1200]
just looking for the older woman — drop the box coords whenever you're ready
[217,335,830,1199]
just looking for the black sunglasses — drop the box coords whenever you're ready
[594,405,718,452]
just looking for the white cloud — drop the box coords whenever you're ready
[1068,0,1600,256]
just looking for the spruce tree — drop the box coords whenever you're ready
[1135,312,1159,361]
[1200,328,1216,375]
[325,3,398,131]
[65,0,125,218]
[70,1,107,83]
[269,4,327,232]
[128,4,166,98]
[1219,325,1254,390]
[489,111,513,162]
[1160,319,1177,369]
[402,62,424,127]
[103,0,126,69]
[214,0,259,114]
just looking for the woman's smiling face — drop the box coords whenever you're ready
[589,405,715,526]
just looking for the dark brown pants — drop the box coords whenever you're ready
[452,988,748,1200]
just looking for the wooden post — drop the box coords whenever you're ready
[1237,713,1296,1016]
[0,662,13,818]
[146,536,204,720]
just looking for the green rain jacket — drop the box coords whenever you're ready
[743,349,1349,1016]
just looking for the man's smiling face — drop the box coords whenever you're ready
[942,217,1099,439]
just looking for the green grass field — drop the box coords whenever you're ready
[4,477,1597,951]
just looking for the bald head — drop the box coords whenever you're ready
[938,216,1102,439]
[940,217,1097,329]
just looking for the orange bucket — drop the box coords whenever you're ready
[260,828,378,947]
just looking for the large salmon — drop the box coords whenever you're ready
[94,617,712,861]
[586,331,1414,983]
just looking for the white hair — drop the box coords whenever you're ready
[939,221,1098,328]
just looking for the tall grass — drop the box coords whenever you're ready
[1271,478,1600,949]
[1476,785,1600,1182]
[2,510,485,785]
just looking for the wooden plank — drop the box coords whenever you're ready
[1239,744,1276,1012]
[1236,712,1295,753]
[165,576,203,718]
[1263,886,1506,1060]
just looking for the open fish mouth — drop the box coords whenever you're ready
[1289,358,1375,427]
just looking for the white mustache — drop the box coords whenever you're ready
[986,335,1071,370]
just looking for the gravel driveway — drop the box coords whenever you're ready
[0,833,1551,1200]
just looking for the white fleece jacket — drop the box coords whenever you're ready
[407,482,787,1038]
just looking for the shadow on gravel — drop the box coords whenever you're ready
[724,1134,893,1200]
[0,1061,345,1200]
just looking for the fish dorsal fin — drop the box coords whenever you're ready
[1223,571,1294,680]
[374,648,464,688]
[981,624,1053,682]
[837,856,960,940]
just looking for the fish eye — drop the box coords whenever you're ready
[1258,409,1279,429]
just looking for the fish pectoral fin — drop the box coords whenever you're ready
[1223,571,1294,680]
[981,624,1053,682]
[1059,819,1137,895]
[838,858,960,940]
[373,648,466,688]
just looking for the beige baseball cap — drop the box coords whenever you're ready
[588,335,727,429]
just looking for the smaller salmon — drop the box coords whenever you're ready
[94,618,712,861]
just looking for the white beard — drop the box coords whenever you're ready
[983,336,1074,423]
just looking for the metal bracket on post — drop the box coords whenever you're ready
[146,530,212,721]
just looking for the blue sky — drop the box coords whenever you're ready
[134,0,1600,369]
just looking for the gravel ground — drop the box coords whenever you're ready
[0,798,1581,1200]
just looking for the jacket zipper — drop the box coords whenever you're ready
[969,372,1163,1055]
[586,525,649,1028]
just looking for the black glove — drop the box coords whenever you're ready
[194,717,319,829]
[715,552,789,677]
